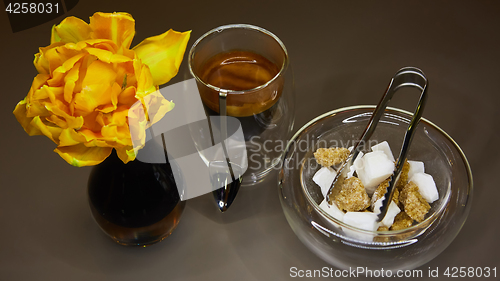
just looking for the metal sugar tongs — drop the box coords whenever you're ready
[327,67,428,222]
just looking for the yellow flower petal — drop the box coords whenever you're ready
[46,115,67,128]
[75,86,117,115]
[27,74,51,99]
[63,62,81,103]
[30,116,63,144]
[91,41,119,53]
[59,128,86,146]
[42,86,67,112]
[35,43,80,74]
[96,82,121,113]
[118,86,137,105]
[135,64,156,99]
[72,53,97,94]
[81,112,101,132]
[101,125,130,142]
[115,146,136,164]
[84,139,115,148]
[47,53,85,87]
[127,103,148,150]
[51,16,92,44]
[50,25,61,44]
[32,73,51,88]
[96,112,105,127]
[26,100,49,118]
[89,12,135,50]
[78,128,101,142]
[81,59,117,87]
[33,43,63,74]
[55,144,112,167]
[26,75,52,117]
[73,85,109,114]
[31,84,63,102]
[45,103,84,129]
[34,53,49,74]
[85,47,132,64]
[13,98,42,136]
[110,106,130,126]
[142,90,175,125]
[133,29,191,85]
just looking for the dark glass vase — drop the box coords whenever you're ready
[88,150,185,246]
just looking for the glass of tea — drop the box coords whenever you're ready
[188,24,295,184]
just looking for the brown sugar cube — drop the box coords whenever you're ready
[377,226,389,231]
[331,177,370,212]
[371,160,408,208]
[372,178,400,206]
[399,181,431,223]
[314,147,350,167]
[374,226,391,242]
[390,212,414,230]
[395,160,410,191]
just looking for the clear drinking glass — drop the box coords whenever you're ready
[278,106,473,272]
[189,24,295,184]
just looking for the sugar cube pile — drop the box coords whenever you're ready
[312,142,439,242]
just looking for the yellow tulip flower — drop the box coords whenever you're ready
[13,12,191,167]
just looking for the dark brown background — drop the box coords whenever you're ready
[1,1,499,280]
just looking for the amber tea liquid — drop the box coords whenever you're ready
[198,50,284,140]
[200,50,280,92]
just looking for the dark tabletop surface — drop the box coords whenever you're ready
[1,1,499,280]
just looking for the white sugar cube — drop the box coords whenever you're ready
[409,172,439,203]
[347,151,364,178]
[313,167,337,198]
[373,199,401,227]
[353,151,364,169]
[355,151,395,195]
[347,165,355,179]
[319,200,345,222]
[408,160,425,179]
[343,212,379,231]
[371,141,395,162]
[372,196,383,212]
[343,212,379,241]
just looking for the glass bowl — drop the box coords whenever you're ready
[278,105,473,272]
